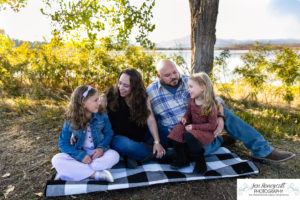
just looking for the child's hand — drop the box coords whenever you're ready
[82,155,92,164]
[70,134,76,146]
[91,148,104,159]
[178,117,187,125]
[185,124,192,132]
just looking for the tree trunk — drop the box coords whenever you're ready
[189,0,219,74]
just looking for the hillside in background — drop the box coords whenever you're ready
[6,36,300,50]
[156,36,300,49]
[10,38,48,47]
[217,43,300,50]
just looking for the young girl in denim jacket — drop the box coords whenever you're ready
[52,85,119,182]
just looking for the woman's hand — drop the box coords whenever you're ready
[146,98,166,159]
[153,143,166,159]
[91,148,104,159]
[82,155,92,164]
[185,124,193,132]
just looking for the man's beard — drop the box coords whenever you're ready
[160,77,181,88]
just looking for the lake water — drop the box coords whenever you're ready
[156,50,249,83]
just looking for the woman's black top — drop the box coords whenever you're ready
[106,89,147,142]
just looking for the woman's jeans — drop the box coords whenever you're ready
[157,108,274,158]
[111,135,151,161]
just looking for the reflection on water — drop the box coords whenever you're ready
[156,50,248,82]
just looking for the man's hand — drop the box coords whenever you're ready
[70,134,76,146]
[178,117,187,125]
[91,148,104,159]
[82,155,92,164]
[214,118,224,137]
[185,124,192,132]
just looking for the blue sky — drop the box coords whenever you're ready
[1,0,300,42]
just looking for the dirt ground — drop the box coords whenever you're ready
[1,105,299,200]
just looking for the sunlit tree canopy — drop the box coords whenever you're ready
[0,0,28,11]
[40,0,156,49]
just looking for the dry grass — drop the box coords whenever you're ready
[0,97,299,200]
[215,83,300,109]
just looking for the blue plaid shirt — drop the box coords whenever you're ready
[146,75,225,131]
[146,75,190,130]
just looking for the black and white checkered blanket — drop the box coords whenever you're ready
[45,147,259,197]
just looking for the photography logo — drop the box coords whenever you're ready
[237,179,300,200]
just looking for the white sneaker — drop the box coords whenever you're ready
[103,170,114,182]
[95,170,114,182]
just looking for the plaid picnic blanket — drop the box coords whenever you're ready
[45,147,259,197]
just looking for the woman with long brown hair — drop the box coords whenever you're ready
[102,68,166,168]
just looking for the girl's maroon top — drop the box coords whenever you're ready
[168,98,218,146]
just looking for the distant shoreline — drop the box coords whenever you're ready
[155,43,300,50]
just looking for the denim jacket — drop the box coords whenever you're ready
[58,113,114,162]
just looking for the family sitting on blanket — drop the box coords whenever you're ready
[51,59,295,182]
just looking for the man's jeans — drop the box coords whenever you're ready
[157,108,274,158]
[224,108,273,157]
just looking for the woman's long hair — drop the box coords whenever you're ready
[189,72,218,116]
[107,68,150,126]
[65,85,104,130]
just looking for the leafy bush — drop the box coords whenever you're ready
[232,43,300,103]
[0,36,159,99]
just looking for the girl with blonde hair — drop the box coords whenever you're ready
[168,72,222,174]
